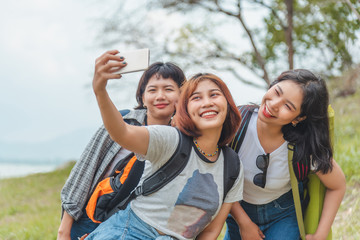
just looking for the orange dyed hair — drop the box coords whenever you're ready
[173,73,241,147]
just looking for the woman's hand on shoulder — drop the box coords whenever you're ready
[93,50,127,94]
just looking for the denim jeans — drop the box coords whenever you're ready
[71,211,100,240]
[224,185,304,240]
[86,204,176,240]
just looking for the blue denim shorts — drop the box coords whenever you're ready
[85,204,177,240]
[225,185,303,240]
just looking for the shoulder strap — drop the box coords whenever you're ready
[113,129,192,209]
[141,129,192,195]
[288,144,306,240]
[230,105,256,153]
[222,146,241,201]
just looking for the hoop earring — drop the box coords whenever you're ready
[292,122,297,127]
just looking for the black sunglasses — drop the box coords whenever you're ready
[253,153,270,188]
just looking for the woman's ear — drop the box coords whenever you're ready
[291,116,307,127]
[142,95,146,108]
[297,116,307,123]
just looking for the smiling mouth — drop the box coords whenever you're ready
[263,105,275,118]
[200,111,218,118]
[155,104,168,109]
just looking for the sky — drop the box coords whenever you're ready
[0,0,265,161]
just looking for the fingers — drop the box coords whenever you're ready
[96,49,119,64]
[94,50,127,81]
[95,51,122,66]
[258,229,265,239]
[105,60,127,73]
[78,233,89,240]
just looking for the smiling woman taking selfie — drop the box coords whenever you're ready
[57,50,186,240]
[225,69,346,240]
[84,71,244,240]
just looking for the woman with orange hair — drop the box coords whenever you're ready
[85,69,243,240]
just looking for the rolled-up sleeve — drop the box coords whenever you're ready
[60,125,116,220]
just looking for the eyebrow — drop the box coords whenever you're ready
[276,85,297,110]
[146,84,176,88]
[190,88,221,97]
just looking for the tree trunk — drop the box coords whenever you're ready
[285,0,294,69]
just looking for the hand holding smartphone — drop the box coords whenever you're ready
[113,48,150,74]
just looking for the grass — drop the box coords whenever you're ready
[0,162,73,240]
[330,85,360,239]
[0,79,359,239]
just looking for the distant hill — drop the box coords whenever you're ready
[0,127,98,164]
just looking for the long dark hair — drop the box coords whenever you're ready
[134,62,186,109]
[270,69,333,180]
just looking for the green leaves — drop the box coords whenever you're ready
[97,0,360,88]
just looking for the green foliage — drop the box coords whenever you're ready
[263,0,360,73]
[332,92,360,183]
[328,73,360,238]
[105,0,360,86]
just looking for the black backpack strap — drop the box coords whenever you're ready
[140,129,192,196]
[222,146,241,201]
[229,105,256,153]
[111,128,192,211]
[223,105,255,200]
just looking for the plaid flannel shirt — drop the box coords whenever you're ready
[60,109,146,220]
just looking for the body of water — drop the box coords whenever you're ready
[0,162,60,179]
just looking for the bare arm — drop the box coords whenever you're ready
[230,201,265,240]
[57,211,73,240]
[196,202,233,240]
[92,50,149,155]
[306,159,346,240]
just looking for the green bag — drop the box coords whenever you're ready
[289,105,334,240]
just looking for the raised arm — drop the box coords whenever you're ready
[92,50,149,155]
[307,159,346,240]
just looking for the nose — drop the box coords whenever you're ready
[269,98,281,111]
[155,89,166,100]
[201,96,214,108]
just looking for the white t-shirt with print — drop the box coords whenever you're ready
[131,125,244,240]
[240,109,291,204]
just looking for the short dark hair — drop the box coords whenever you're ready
[174,73,241,147]
[134,62,186,109]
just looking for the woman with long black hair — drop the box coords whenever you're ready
[225,69,346,240]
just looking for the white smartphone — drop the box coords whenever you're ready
[113,48,150,74]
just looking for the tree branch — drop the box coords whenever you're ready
[224,67,266,89]
[343,0,360,21]
[252,0,287,30]
[235,8,270,84]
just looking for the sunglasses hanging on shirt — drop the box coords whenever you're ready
[253,153,270,188]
